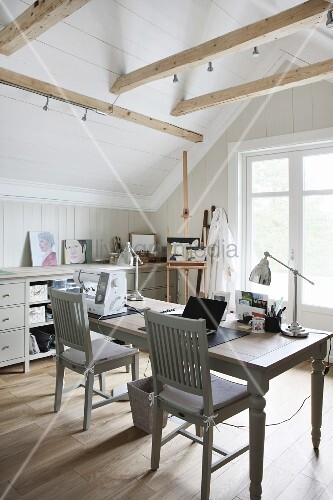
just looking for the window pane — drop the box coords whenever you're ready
[250,197,289,300]
[251,158,289,193]
[303,195,333,307]
[304,153,333,191]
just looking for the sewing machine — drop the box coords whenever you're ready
[73,268,127,316]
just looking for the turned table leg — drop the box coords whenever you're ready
[249,393,266,500]
[311,357,325,449]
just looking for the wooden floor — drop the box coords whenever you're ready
[0,353,333,500]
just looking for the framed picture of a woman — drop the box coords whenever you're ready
[29,231,58,267]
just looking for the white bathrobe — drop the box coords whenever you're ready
[206,208,236,294]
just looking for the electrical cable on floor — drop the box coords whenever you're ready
[222,395,311,429]
[223,344,332,430]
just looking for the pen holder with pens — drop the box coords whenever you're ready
[264,315,281,333]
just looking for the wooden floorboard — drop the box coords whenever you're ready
[0,355,332,499]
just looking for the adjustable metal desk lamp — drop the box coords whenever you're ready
[249,251,314,338]
[118,242,144,301]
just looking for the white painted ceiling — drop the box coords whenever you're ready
[0,0,332,210]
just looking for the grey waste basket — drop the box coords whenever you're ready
[127,376,168,434]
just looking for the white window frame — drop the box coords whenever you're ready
[228,128,333,320]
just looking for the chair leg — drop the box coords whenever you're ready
[98,373,106,393]
[83,372,94,431]
[151,400,164,471]
[201,425,213,500]
[54,360,65,412]
[196,424,204,437]
[131,352,140,381]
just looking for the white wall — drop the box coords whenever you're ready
[1,79,332,272]
[152,79,333,303]
[154,79,333,243]
[0,201,154,268]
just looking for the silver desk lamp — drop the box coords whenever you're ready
[249,251,314,338]
[118,242,144,301]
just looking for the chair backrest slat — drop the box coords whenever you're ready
[50,288,92,364]
[145,310,213,412]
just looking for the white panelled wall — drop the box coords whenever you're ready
[0,202,154,268]
[1,79,332,298]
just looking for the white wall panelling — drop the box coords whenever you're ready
[0,201,154,268]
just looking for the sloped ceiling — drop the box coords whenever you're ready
[0,0,332,210]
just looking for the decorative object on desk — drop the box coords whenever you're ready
[235,290,268,320]
[250,317,265,333]
[109,253,119,264]
[209,291,230,320]
[64,239,92,264]
[113,236,121,254]
[118,242,144,301]
[29,231,58,267]
[130,233,156,253]
[249,251,314,338]
[265,315,281,333]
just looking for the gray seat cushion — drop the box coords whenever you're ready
[159,374,248,415]
[61,338,138,366]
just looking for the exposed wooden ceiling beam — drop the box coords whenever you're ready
[0,0,92,56]
[0,67,202,142]
[111,0,332,95]
[171,59,333,116]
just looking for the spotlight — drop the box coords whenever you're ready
[207,61,214,72]
[326,10,333,27]
[82,108,88,121]
[173,74,179,83]
[252,46,260,57]
[43,96,49,111]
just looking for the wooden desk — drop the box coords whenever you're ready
[90,298,332,500]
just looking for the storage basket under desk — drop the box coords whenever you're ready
[127,376,168,434]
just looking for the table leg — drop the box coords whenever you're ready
[249,393,266,500]
[311,357,325,449]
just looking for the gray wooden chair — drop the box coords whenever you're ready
[50,288,139,430]
[145,309,250,500]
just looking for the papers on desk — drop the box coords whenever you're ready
[162,308,184,315]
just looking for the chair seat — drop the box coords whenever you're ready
[159,374,249,415]
[61,338,139,366]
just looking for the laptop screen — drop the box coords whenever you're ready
[182,296,227,331]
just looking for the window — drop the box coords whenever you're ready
[245,147,333,312]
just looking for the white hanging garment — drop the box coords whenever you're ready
[206,208,236,294]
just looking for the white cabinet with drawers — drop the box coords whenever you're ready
[0,264,177,372]
[0,280,26,369]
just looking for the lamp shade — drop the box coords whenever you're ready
[249,257,271,285]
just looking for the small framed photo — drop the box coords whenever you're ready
[209,291,230,321]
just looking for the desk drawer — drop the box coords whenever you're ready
[0,283,25,306]
[0,328,24,363]
[0,305,25,331]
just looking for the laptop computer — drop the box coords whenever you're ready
[181,296,227,334]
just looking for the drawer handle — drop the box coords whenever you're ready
[2,346,10,350]
[3,293,10,297]
[2,318,10,321]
